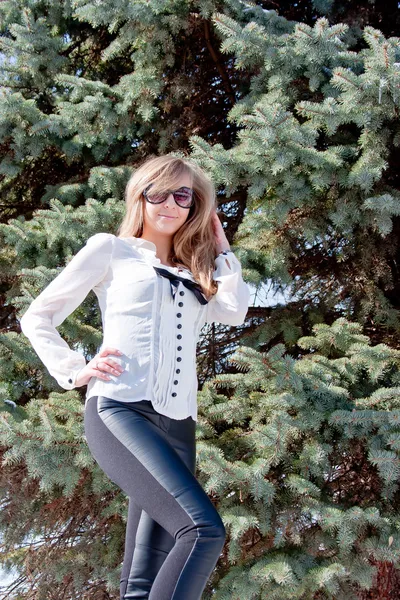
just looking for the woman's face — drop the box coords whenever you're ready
[142,172,193,236]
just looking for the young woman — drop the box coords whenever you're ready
[20,155,250,600]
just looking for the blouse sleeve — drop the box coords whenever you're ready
[19,233,114,391]
[204,250,251,326]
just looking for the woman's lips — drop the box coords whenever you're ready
[159,215,176,219]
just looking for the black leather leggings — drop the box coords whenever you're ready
[84,395,226,600]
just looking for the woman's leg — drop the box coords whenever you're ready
[121,500,176,598]
[84,396,225,600]
[120,500,142,597]
[120,408,197,599]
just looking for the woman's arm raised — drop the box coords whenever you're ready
[204,250,251,327]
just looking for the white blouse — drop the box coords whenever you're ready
[20,233,251,421]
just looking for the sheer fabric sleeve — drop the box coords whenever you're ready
[204,250,250,326]
[19,233,114,390]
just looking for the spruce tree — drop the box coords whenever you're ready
[1,0,399,598]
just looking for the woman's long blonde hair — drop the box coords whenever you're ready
[116,154,220,300]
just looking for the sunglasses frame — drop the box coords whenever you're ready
[143,184,195,209]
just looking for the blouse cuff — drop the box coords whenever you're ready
[213,250,241,292]
[65,362,87,390]
[204,249,250,326]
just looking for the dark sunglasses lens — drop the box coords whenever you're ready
[146,187,193,207]
[174,190,193,207]
[146,192,167,203]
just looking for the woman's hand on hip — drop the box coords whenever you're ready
[75,347,125,387]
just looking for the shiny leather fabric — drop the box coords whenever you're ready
[84,396,226,600]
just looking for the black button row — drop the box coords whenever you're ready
[172,288,184,397]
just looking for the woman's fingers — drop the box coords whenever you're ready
[98,371,111,380]
[95,347,125,377]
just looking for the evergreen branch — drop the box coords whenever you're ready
[295,24,313,39]
[333,69,361,88]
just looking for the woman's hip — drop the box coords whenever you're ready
[85,395,196,474]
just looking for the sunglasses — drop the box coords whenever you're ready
[143,184,194,209]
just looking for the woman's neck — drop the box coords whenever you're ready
[138,234,173,266]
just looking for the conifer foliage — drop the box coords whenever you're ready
[0,0,399,598]
[197,318,400,598]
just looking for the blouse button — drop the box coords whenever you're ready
[179,291,184,296]
[176,368,180,374]
[177,313,182,318]
[173,380,178,385]
[177,357,182,362]
[177,324,182,329]
[172,392,177,397]
[68,378,73,384]
[178,302,183,307]
[177,346,182,351]
[177,334,182,339]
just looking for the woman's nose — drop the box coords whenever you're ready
[164,192,177,207]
